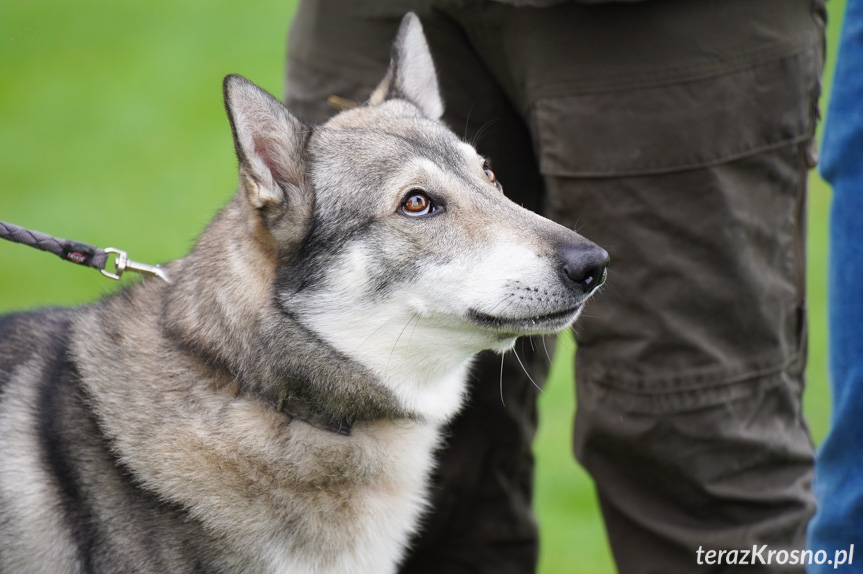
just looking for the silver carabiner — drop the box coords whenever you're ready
[101,247,170,283]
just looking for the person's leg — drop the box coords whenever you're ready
[807,2,863,571]
[285,4,547,572]
[447,0,823,571]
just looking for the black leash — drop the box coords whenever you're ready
[0,220,169,283]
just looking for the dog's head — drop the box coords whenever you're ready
[223,14,607,421]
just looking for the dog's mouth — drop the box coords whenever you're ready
[466,304,582,335]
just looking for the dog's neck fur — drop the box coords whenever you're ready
[73,193,449,572]
[74,236,442,571]
[161,196,418,430]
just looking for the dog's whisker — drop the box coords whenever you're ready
[405,312,423,352]
[513,347,543,394]
[484,293,517,317]
[385,313,419,379]
[499,352,506,408]
[486,292,519,316]
[493,297,520,318]
[541,335,553,365]
[359,311,406,348]
[470,118,499,147]
[573,216,584,234]
[603,276,622,298]
[463,95,480,140]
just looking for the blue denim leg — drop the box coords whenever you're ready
[808,1,863,571]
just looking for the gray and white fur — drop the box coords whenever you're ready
[0,13,607,574]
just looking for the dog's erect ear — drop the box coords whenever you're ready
[223,74,309,210]
[369,13,444,120]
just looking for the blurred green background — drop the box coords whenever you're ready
[0,1,847,572]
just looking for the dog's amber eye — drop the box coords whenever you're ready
[401,191,431,216]
[483,163,503,192]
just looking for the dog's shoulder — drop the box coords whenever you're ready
[0,308,76,386]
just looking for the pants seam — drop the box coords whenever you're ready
[581,353,803,397]
[520,45,813,108]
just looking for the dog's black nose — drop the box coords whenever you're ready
[559,243,609,295]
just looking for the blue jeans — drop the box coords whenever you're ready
[808,2,863,571]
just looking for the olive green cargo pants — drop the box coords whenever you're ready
[284,1,825,572]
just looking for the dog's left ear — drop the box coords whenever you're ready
[369,13,444,120]
[223,74,309,211]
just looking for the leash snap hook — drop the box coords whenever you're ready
[100,247,128,280]
[101,247,170,283]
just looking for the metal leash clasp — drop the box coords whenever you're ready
[101,247,170,283]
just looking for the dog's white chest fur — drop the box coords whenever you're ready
[216,418,443,574]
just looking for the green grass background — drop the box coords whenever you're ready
[0,1,847,572]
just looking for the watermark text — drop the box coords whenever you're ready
[696,545,854,569]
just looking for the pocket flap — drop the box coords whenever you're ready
[535,50,818,177]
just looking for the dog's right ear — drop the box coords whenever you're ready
[223,74,309,211]
[369,13,443,120]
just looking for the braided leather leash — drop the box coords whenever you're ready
[0,220,169,283]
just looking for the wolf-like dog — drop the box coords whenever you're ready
[0,13,607,574]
